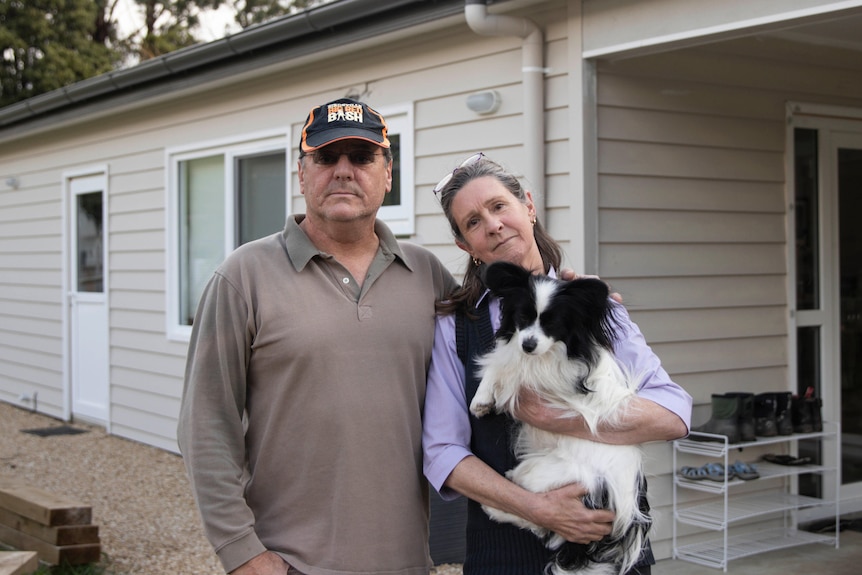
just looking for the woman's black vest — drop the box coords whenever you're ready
[455,298,654,575]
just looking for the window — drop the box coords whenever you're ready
[375,103,415,236]
[167,132,289,338]
[166,103,415,339]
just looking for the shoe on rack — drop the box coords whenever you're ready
[754,393,778,437]
[805,388,823,432]
[790,387,823,433]
[691,394,742,444]
[774,391,794,435]
[762,453,811,466]
[677,463,729,481]
[729,460,760,480]
[724,392,756,442]
[812,397,823,431]
[678,466,709,481]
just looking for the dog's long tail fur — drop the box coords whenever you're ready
[550,473,651,575]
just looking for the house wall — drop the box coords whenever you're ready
[0,1,571,447]
[3,0,862,561]
[594,34,862,555]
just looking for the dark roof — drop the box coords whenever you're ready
[0,0,468,139]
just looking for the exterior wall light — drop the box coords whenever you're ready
[466,90,501,115]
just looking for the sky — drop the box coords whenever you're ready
[114,0,242,43]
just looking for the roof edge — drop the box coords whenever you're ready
[0,0,461,131]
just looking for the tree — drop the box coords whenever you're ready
[0,0,330,108]
[0,0,120,107]
[123,1,333,61]
[235,0,318,28]
[130,1,226,60]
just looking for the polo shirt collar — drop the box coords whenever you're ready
[283,215,411,272]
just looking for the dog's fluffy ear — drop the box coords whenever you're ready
[560,278,618,350]
[562,277,610,306]
[482,261,533,296]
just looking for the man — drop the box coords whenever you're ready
[177,98,458,575]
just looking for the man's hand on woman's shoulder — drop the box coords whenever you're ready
[558,268,622,303]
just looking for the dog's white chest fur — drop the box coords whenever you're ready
[468,262,650,575]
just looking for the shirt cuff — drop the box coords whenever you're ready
[425,446,473,501]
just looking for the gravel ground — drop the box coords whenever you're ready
[0,402,462,575]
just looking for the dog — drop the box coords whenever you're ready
[469,261,651,575]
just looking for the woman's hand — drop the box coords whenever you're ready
[558,268,622,303]
[529,483,615,543]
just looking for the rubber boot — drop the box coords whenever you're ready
[754,393,778,437]
[792,395,814,433]
[692,394,742,444]
[795,387,823,433]
[809,397,823,432]
[724,392,756,442]
[774,391,794,435]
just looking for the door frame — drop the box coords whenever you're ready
[62,165,110,428]
[787,103,862,517]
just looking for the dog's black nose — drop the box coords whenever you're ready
[521,337,537,353]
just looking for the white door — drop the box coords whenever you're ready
[68,174,109,423]
[832,132,862,508]
[792,120,862,517]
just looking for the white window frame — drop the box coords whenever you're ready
[165,129,291,341]
[375,102,415,235]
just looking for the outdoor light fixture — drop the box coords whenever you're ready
[466,90,501,115]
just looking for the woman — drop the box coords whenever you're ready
[422,154,692,575]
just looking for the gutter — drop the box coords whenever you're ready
[0,0,458,130]
[464,0,546,222]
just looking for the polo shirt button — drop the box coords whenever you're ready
[342,277,350,284]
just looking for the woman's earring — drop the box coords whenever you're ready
[472,256,482,267]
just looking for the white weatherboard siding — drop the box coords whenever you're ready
[3,0,862,562]
[593,34,862,556]
[596,33,862,397]
[0,157,66,417]
[0,1,571,450]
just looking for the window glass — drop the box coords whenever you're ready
[797,325,822,497]
[794,128,819,310]
[76,192,104,293]
[838,147,862,486]
[176,148,287,327]
[179,155,225,326]
[382,133,401,207]
[375,105,414,235]
[238,152,287,244]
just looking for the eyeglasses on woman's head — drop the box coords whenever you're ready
[432,152,485,196]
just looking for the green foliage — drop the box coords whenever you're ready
[0,0,120,107]
[0,0,328,108]
[133,1,222,59]
[32,562,111,575]
[236,0,317,28]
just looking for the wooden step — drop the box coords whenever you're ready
[0,479,99,566]
[0,482,91,527]
[0,508,99,546]
[0,524,100,566]
[0,551,39,575]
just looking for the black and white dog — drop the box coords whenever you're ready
[470,261,651,575]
